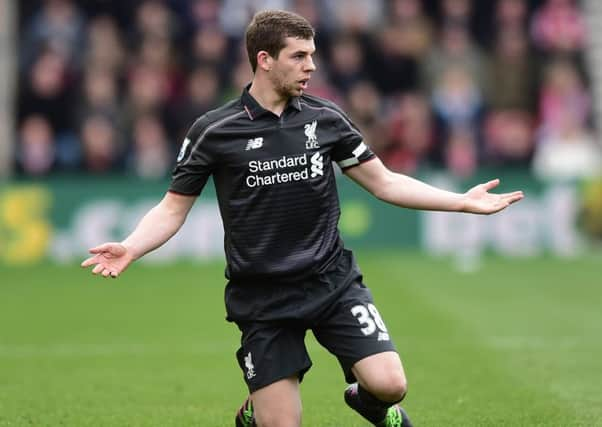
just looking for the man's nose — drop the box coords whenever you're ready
[305,57,316,72]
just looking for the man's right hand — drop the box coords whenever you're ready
[81,243,134,278]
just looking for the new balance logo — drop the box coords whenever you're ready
[244,352,256,379]
[378,332,390,341]
[177,137,191,162]
[310,152,323,177]
[305,121,319,149]
[245,137,263,150]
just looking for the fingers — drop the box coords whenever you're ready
[482,180,524,202]
[103,269,119,278]
[89,262,119,278]
[83,242,127,278]
[485,191,523,213]
[82,249,122,278]
[483,178,500,191]
[501,191,524,204]
[88,242,115,254]
[80,256,97,268]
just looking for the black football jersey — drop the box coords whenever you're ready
[170,87,374,282]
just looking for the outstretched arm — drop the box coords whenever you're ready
[344,157,523,214]
[81,191,197,277]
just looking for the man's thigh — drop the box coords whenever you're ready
[251,376,302,427]
[352,351,407,401]
[235,321,312,393]
[312,281,397,383]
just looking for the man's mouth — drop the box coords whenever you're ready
[298,79,310,90]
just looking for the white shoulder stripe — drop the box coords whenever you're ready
[181,111,246,166]
[352,141,367,158]
[299,101,362,140]
[338,158,360,168]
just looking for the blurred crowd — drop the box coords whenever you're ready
[15,0,602,180]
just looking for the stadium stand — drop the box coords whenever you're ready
[13,0,601,179]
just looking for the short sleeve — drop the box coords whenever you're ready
[169,115,216,195]
[329,108,375,170]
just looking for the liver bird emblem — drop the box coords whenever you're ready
[304,121,318,144]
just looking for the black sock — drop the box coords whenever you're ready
[346,384,392,424]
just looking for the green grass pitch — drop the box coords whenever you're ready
[1,252,601,426]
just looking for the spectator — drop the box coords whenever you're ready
[137,35,183,104]
[129,114,171,179]
[481,24,538,169]
[388,0,433,58]
[171,65,222,140]
[20,0,86,71]
[476,0,529,47]
[63,67,122,170]
[366,27,417,95]
[123,63,170,127]
[133,0,177,41]
[187,0,222,29]
[532,60,600,180]
[346,81,383,150]
[77,68,121,119]
[291,0,321,30]
[495,0,528,31]
[189,25,232,83]
[440,0,473,26]
[381,93,435,174]
[431,65,483,132]
[367,0,432,95]
[420,21,487,94]
[84,15,126,73]
[327,33,367,93]
[290,0,337,52]
[219,0,292,37]
[445,126,478,177]
[537,59,590,137]
[16,115,56,176]
[483,110,534,167]
[321,0,384,33]
[531,0,587,55]
[484,27,539,112]
[79,113,121,173]
[18,49,74,135]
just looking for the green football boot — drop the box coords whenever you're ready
[345,383,413,427]
[235,397,256,427]
[375,405,413,427]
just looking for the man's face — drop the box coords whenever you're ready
[268,37,316,97]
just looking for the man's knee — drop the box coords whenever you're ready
[367,371,408,403]
[352,352,408,403]
[383,372,408,402]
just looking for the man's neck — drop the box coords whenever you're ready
[248,79,289,117]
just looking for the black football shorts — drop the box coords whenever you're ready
[229,250,397,392]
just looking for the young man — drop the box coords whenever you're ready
[82,10,523,427]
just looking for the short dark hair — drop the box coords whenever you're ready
[245,10,315,72]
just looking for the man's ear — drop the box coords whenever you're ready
[257,51,273,72]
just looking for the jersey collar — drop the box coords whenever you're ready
[241,83,302,120]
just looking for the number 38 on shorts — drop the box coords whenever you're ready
[350,304,390,341]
